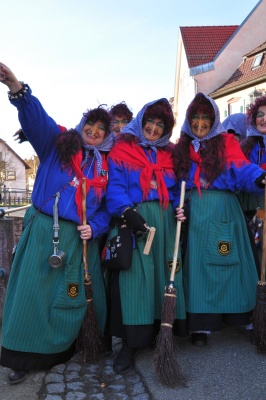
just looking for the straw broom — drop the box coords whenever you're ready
[252,185,266,353]
[155,180,187,387]
[76,177,102,362]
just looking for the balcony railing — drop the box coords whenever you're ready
[0,189,32,206]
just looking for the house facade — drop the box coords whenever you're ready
[172,0,266,142]
[0,138,31,194]
[210,41,266,123]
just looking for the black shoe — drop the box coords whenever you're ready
[8,370,27,384]
[113,341,137,374]
[101,335,113,356]
[191,333,208,346]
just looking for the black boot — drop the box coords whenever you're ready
[113,340,137,374]
[191,332,208,346]
[101,335,113,356]
[8,369,28,384]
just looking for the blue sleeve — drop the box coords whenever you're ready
[228,162,265,194]
[88,197,112,239]
[106,159,134,217]
[10,86,60,161]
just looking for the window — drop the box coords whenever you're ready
[252,53,263,68]
[6,171,16,181]
[227,97,241,116]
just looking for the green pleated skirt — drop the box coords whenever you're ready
[118,201,186,326]
[1,206,107,363]
[183,190,258,315]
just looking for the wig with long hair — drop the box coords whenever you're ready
[241,136,264,158]
[174,134,226,183]
[142,100,175,136]
[109,102,133,122]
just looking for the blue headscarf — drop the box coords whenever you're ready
[75,114,113,174]
[246,120,266,147]
[222,113,247,140]
[121,98,173,152]
[181,93,225,152]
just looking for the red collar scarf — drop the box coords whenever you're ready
[70,150,108,223]
[109,141,174,209]
[189,133,250,196]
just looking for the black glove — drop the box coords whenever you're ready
[123,208,147,233]
[254,172,266,188]
[13,129,28,143]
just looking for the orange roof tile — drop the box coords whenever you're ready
[210,41,266,97]
[180,26,239,68]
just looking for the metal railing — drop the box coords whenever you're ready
[0,205,31,218]
[0,189,32,206]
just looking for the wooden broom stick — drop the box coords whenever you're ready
[170,180,186,284]
[155,180,187,388]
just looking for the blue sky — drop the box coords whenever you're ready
[0,0,260,158]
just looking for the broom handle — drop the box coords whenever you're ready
[170,181,186,283]
[261,185,266,282]
[82,177,89,280]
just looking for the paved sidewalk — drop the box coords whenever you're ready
[1,326,266,400]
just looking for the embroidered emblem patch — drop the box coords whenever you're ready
[218,241,231,256]
[168,259,181,274]
[68,283,79,298]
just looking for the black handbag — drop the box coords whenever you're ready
[102,225,133,271]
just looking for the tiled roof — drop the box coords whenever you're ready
[180,26,239,68]
[210,41,266,97]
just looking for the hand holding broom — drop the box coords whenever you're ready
[155,180,187,387]
[76,177,102,362]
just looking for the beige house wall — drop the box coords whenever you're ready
[215,83,266,125]
[172,39,195,143]
[196,0,266,96]
[172,0,266,142]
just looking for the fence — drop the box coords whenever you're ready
[0,206,29,324]
[0,188,32,206]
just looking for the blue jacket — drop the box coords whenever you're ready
[10,86,111,238]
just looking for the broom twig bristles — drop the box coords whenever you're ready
[76,277,102,363]
[155,181,187,387]
[155,286,187,387]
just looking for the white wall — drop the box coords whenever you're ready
[0,142,27,191]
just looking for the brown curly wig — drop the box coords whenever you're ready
[55,106,110,166]
[83,105,111,136]
[187,93,215,126]
[142,100,175,136]
[174,134,226,183]
[56,129,83,166]
[246,95,266,126]
[109,102,133,122]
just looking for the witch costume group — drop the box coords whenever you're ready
[0,61,266,385]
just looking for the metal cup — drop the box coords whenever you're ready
[48,249,66,268]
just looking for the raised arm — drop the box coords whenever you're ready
[0,62,22,93]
